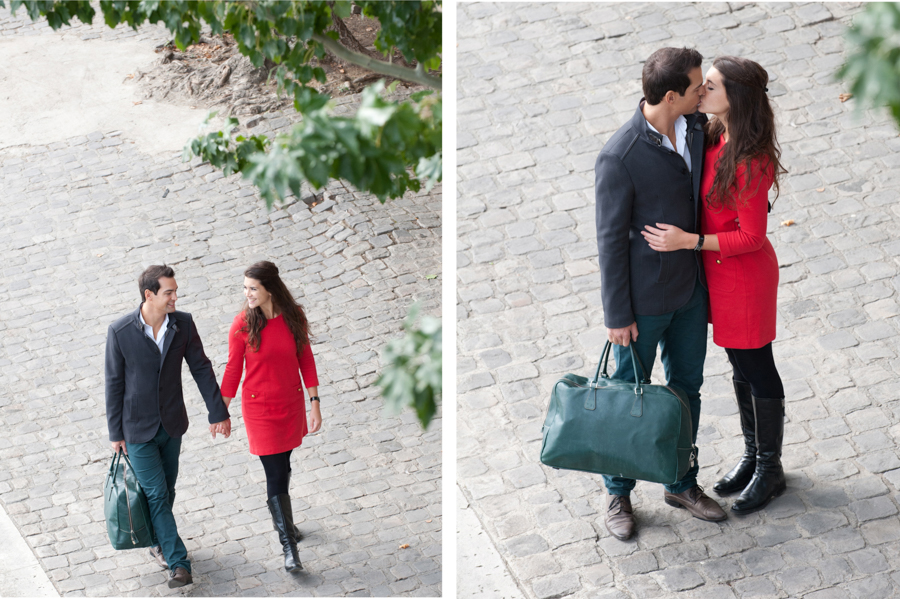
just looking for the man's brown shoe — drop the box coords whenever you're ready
[664,486,727,522]
[604,494,635,540]
[149,545,167,569]
[167,567,192,588]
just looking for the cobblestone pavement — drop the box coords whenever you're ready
[457,3,900,598]
[0,7,442,597]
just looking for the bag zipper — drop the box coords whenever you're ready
[123,458,138,545]
[562,379,691,413]
[662,385,691,413]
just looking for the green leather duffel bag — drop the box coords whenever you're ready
[104,450,155,550]
[540,341,696,485]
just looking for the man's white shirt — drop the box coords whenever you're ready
[646,114,691,173]
[139,311,169,352]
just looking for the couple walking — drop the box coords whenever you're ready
[105,261,321,586]
[595,47,787,540]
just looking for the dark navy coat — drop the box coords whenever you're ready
[595,100,708,329]
[105,306,229,443]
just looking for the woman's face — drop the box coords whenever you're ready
[244,277,272,311]
[699,66,729,119]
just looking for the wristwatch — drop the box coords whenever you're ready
[693,235,705,252]
[309,396,320,402]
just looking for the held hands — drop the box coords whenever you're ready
[211,397,233,439]
[608,322,639,347]
[308,402,322,434]
[642,223,694,252]
[210,419,231,439]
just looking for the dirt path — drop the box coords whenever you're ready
[0,33,214,156]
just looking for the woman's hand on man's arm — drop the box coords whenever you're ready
[642,223,720,252]
[642,223,696,252]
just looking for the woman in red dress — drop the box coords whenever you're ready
[642,56,787,515]
[220,261,322,571]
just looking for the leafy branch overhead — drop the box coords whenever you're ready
[6,0,442,204]
[189,82,440,206]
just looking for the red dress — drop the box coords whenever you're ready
[701,137,778,349]
[221,311,319,455]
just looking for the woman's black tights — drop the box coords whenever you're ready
[725,343,784,399]
[259,449,293,498]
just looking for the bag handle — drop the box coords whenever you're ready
[107,450,123,500]
[121,453,136,470]
[109,450,122,474]
[592,341,651,386]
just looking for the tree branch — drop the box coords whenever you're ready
[312,33,441,91]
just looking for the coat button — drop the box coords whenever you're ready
[716,259,722,264]
[251,394,256,398]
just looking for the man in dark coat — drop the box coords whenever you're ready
[595,47,726,540]
[106,265,231,587]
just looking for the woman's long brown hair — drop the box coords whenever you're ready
[239,261,310,356]
[704,56,787,211]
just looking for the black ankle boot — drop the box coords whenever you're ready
[732,395,786,515]
[267,494,302,571]
[714,380,756,495]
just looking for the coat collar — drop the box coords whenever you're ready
[131,304,180,334]
[631,99,705,148]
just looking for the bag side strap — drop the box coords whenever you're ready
[630,392,643,417]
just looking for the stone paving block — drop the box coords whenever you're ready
[617,551,659,576]
[848,496,899,522]
[844,574,896,599]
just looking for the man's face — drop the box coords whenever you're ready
[145,277,178,314]
[671,66,705,115]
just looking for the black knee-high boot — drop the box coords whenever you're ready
[267,494,302,571]
[731,395,786,514]
[714,380,756,495]
[286,471,302,542]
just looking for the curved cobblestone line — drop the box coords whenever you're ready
[458,3,900,599]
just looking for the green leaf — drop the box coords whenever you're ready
[262,37,286,61]
[333,0,352,19]
[375,302,441,429]
[416,152,442,190]
[238,23,256,49]
[837,3,900,130]
[357,0,442,66]
[424,274,438,280]
[410,90,434,103]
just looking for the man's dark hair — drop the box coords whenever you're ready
[139,265,175,301]
[642,47,703,105]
